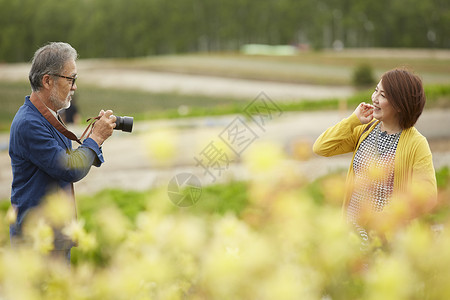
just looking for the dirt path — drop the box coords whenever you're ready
[1,108,449,200]
[0,61,354,101]
[79,68,354,101]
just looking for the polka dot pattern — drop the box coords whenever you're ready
[347,123,401,249]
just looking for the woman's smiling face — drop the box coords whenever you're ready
[371,80,399,126]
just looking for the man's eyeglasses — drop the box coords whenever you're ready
[50,74,77,87]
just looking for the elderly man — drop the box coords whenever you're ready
[9,42,116,261]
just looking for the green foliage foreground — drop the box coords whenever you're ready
[0,162,449,299]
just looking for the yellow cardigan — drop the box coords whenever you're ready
[313,113,437,210]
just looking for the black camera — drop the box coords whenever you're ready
[114,116,133,132]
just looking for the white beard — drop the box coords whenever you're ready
[49,88,72,111]
[62,101,71,111]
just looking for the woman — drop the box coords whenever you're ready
[313,68,437,246]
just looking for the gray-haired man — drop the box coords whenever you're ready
[9,42,116,262]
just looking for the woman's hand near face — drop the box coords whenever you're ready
[354,102,374,124]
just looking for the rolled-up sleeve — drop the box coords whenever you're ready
[80,137,104,167]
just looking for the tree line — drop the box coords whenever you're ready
[0,0,448,62]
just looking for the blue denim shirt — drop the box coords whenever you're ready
[9,96,104,247]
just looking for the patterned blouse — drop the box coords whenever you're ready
[347,123,402,248]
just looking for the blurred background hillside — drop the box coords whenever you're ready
[0,0,449,62]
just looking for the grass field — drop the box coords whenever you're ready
[1,81,448,132]
[1,49,449,131]
[99,49,450,85]
[0,81,251,131]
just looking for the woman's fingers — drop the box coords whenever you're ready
[360,103,374,117]
[361,103,374,110]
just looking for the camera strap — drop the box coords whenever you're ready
[29,93,98,224]
[30,94,100,145]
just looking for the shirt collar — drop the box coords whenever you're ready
[45,105,58,118]
[27,95,59,119]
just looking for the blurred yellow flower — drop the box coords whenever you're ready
[95,205,131,244]
[168,216,207,254]
[5,205,17,224]
[78,232,98,252]
[2,249,43,299]
[365,256,415,300]
[243,141,284,174]
[62,219,85,242]
[321,174,346,206]
[142,129,178,164]
[258,264,319,300]
[290,139,313,161]
[42,191,74,227]
[60,219,96,252]
[396,221,432,260]
[0,156,448,299]
[316,207,358,270]
[30,219,54,254]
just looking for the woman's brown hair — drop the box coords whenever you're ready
[381,68,426,129]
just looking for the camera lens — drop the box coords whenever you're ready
[115,116,133,132]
